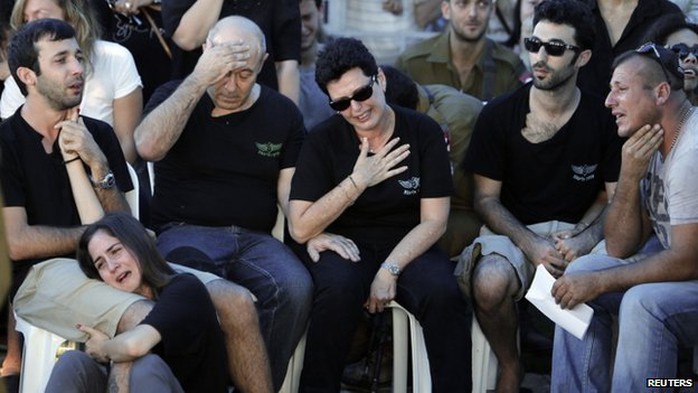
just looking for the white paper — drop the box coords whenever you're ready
[524,264,594,340]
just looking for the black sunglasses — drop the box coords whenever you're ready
[524,37,581,57]
[670,43,698,61]
[636,42,683,88]
[329,75,377,111]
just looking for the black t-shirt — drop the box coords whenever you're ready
[463,84,623,225]
[290,105,453,244]
[162,0,300,88]
[90,0,173,103]
[140,273,227,393]
[576,0,682,97]
[146,81,304,231]
[0,110,133,268]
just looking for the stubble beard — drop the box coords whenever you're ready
[36,77,82,111]
[452,23,487,44]
[532,64,576,92]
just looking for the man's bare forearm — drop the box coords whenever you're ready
[604,177,648,257]
[6,224,84,261]
[171,0,224,50]
[108,361,132,393]
[475,197,537,249]
[95,187,131,215]
[135,74,209,161]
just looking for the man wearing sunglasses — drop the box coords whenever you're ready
[551,43,698,392]
[134,16,313,391]
[394,0,528,101]
[456,0,623,391]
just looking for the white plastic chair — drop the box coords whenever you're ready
[124,163,139,219]
[278,302,431,393]
[147,161,155,196]
[388,300,432,393]
[14,313,71,393]
[471,318,498,393]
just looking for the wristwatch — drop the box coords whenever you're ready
[380,262,401,277]
[91,170,116,190]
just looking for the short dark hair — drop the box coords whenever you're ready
[533,0,595,51]
[642,13,698,46]
[613,45,684,90]
[315,37,378,95]
[381,65,419,110]
[77,213,175,291]
[8,18,76,96]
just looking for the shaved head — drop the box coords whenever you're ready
[207,16,267,66]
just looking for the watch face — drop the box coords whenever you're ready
[100,172,116,189]
[382,263,400,276]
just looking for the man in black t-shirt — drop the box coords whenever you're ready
[162,0,300,103]
[135,16,313,391]
[3,19,278,393]
[456,1,623,391]
[0,19,134,389]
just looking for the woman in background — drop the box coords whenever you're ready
[644,13,698,105]
[2,0,142,163]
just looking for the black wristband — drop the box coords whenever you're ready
[64,156,81,165]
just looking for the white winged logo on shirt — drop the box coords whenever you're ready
[398,177,420,195]
[571,164,597,181]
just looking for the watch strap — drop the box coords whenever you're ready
[380,262,401,277]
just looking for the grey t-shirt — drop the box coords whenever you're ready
[642,110,698,248]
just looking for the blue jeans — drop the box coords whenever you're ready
[156,224,313,390]
[551,252,698,393]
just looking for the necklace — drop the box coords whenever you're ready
[669,105,694,153]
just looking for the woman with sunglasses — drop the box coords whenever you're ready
[45,212,228,393]
[644,13,698,105]
[287,37,471,392]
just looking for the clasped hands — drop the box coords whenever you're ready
[526,227,592,279]
[524,235,601,309]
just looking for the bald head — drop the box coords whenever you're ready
[207,16,267,65]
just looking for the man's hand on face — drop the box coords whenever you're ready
[620,123,663,182]
[195,41,251,86]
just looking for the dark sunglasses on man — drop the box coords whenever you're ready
[329,75,377,111]
[670,43,698,61]
[523,37,581,57]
